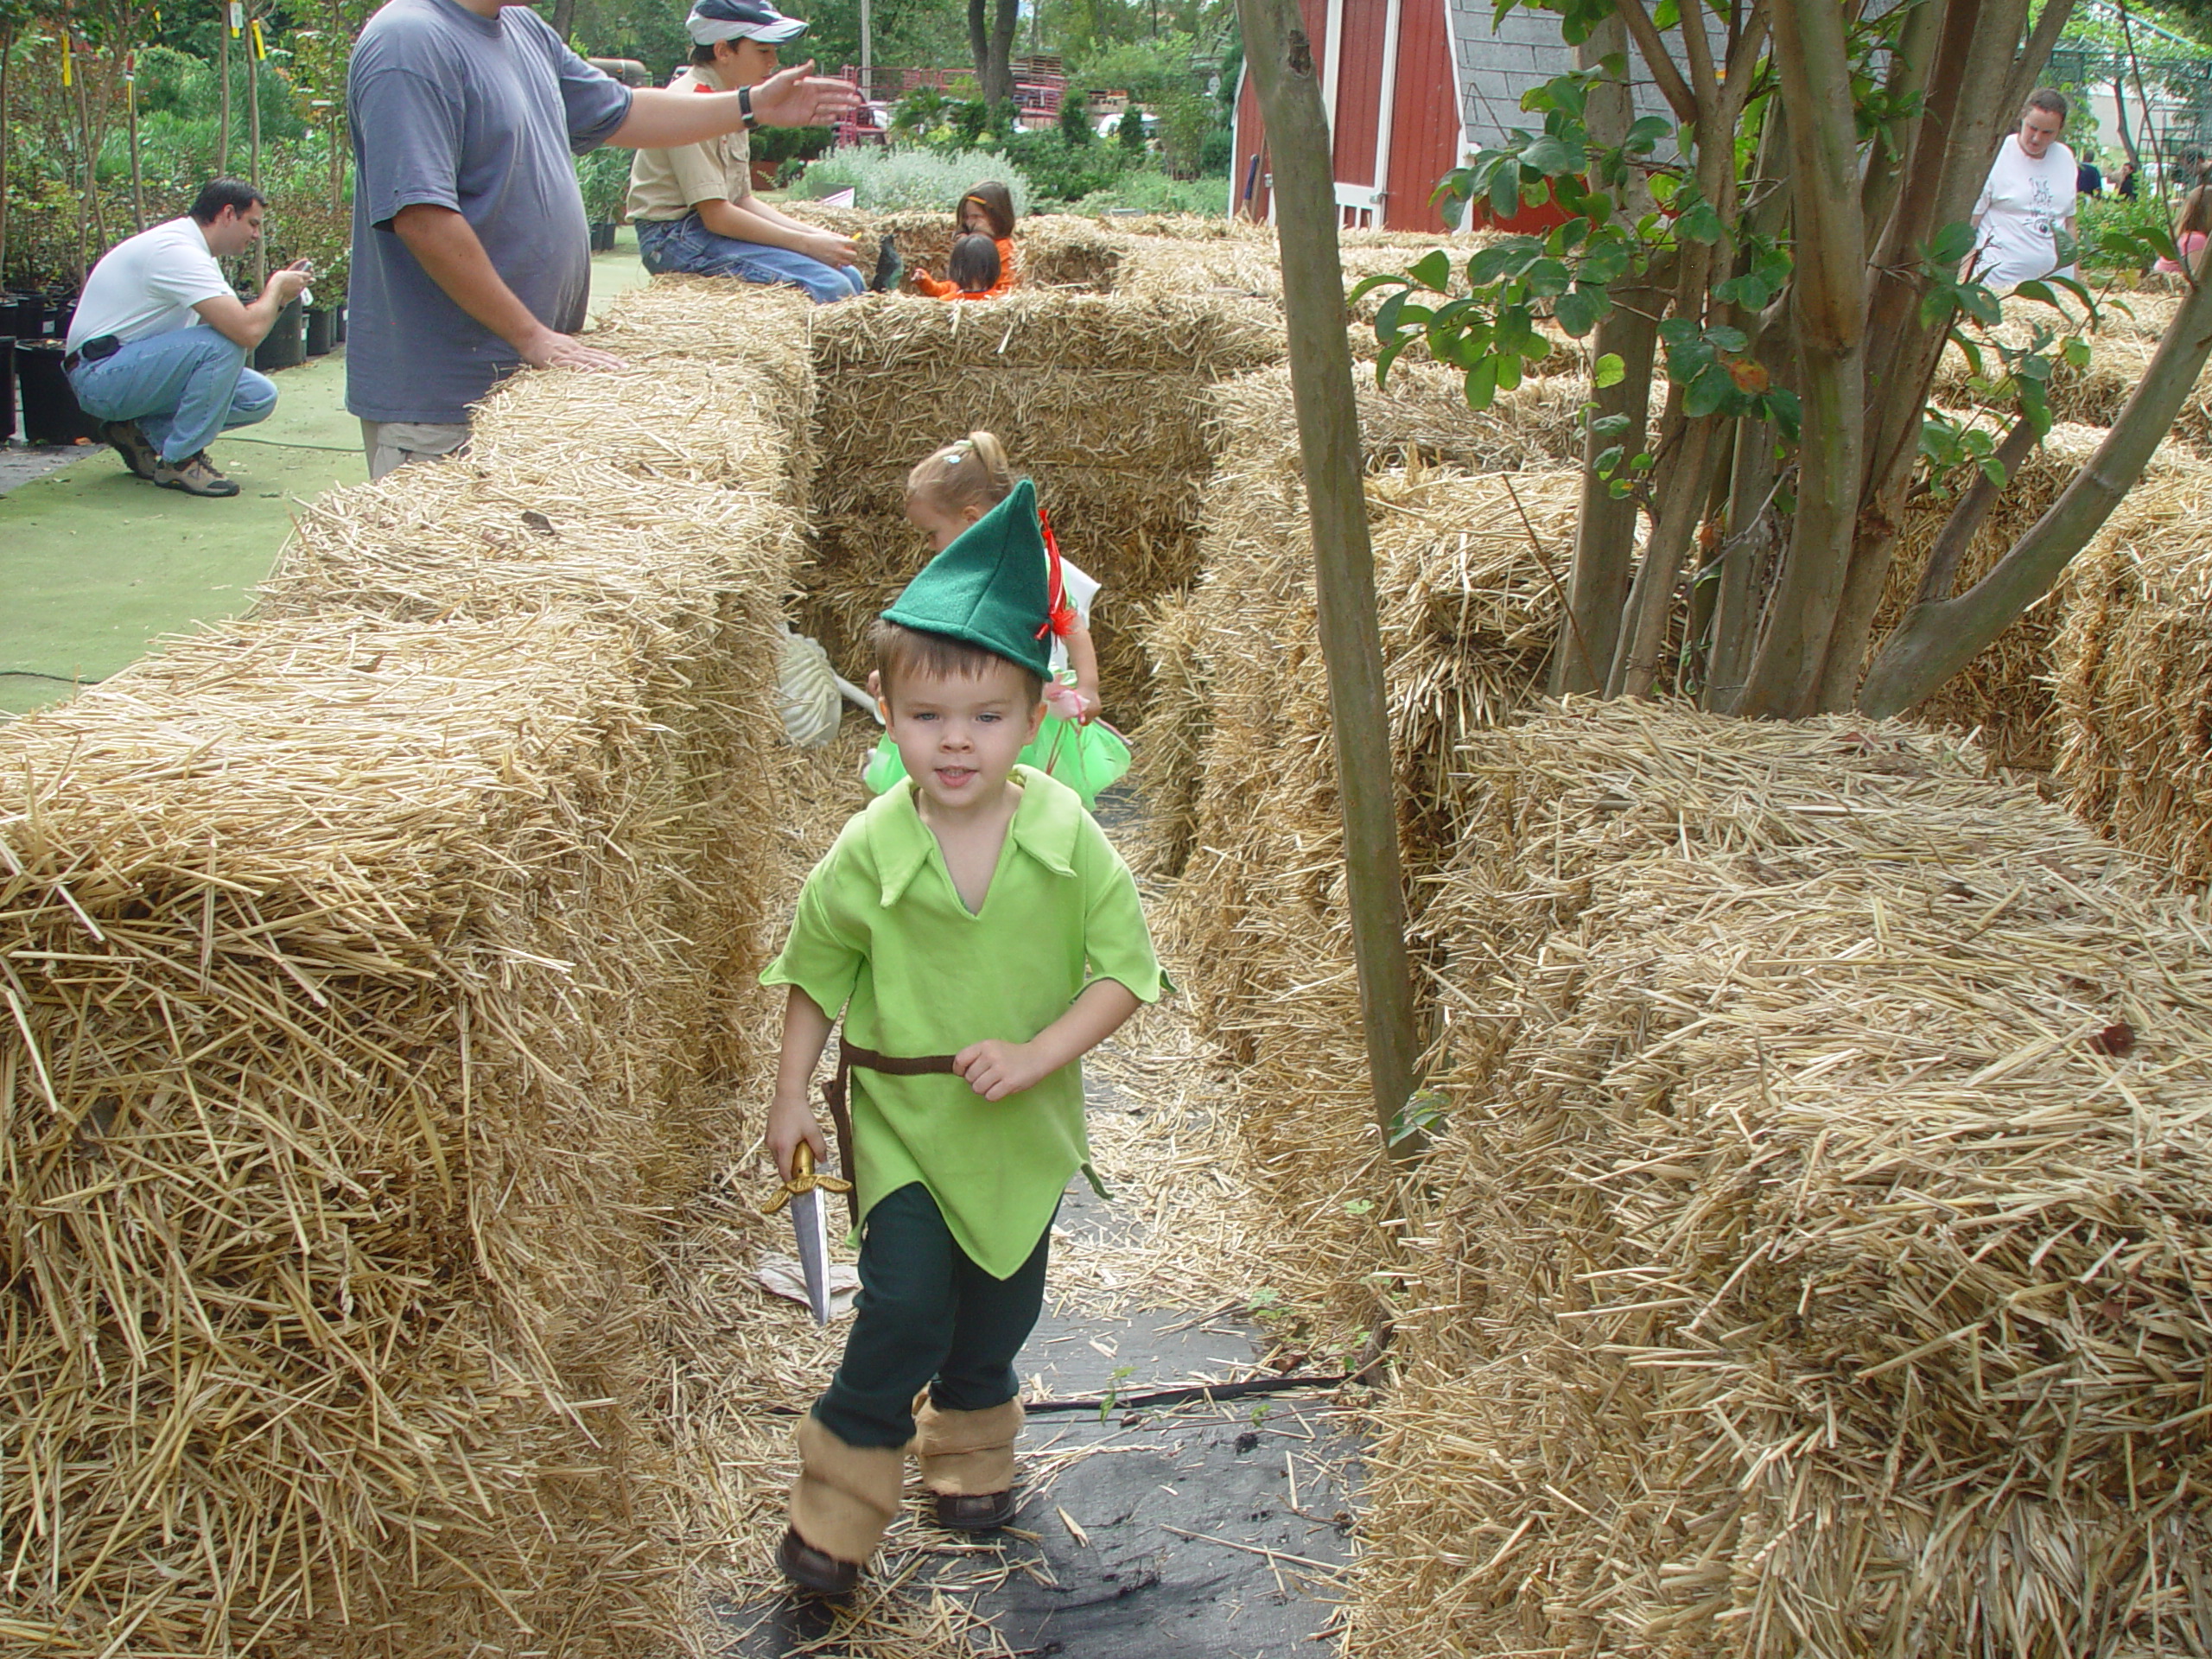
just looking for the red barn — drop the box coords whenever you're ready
[1229,0,1469,234]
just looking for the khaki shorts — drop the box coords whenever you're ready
[361,418,471,481]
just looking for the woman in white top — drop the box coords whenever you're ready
[1972,90,2079,294]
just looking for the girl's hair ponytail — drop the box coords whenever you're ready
[906,429,1016,518]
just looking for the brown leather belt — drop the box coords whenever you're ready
[820,1034,958,1226]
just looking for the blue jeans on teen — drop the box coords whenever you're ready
[68,324,277,464]
[635,213,865,303]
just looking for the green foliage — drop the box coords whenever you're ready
[1117,103,1147,151]
[1058,91,1095,144]
[1157,88,1212,177]
[795,145,1033,213]
[2078,188,2183,270]
[750,123,835,168]
[1072,29,1201,104]
[1070,168,1221,213]
[574,144,629,223]
[1001,127,1132,204]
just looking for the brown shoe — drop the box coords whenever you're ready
[101,420,160,480]
[932,1490,1019,1531]
[152,451,238,498]
[776,1527,861,1596]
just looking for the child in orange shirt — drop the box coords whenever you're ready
[913,181,1018,299]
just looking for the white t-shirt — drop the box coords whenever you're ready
[1973,136,2078,292]
[67,217,232,350]
[1050,557,1100,678]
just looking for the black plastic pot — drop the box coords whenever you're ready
[16,341,102,444]
[334,303,347,344]
[304,304,336,356]
[0,337,17,443]
[253,297,306,370]
[589,219,617,251]
[1,294,33,338]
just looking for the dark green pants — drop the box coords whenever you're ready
[814,1181,1052,1449]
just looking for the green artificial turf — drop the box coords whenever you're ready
[0,232,654,718]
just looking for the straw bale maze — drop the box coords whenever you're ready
[5,215,2212,1659]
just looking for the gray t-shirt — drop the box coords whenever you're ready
[345,0,631,423]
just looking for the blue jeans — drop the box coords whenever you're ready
[68,324,277,463]
[635,213,865,303]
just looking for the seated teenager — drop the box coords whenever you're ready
[626,0,877,303]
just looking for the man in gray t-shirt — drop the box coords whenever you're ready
[346,0,857,479]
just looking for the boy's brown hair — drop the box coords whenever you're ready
[871,619,1045,710]
[959,181,1016,239]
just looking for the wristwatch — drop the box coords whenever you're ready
[738,85,758,130]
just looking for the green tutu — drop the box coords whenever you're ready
[864,714,1132,809]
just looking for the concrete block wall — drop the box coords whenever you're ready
[1447,0,1714,162]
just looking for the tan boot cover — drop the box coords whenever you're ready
[788,1416,906,1563]
[912,1397,1024,1496]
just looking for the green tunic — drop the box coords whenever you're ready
[761,767,1169,1280]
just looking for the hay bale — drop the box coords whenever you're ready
[1208,359,1587,476]
[1133,361,1583,879]
[1932,317,2212,448]
[1154,467,1575,1158]
[1348,700,2212,1658]
[1,295,814,1654]
[796,291,1282,713]
[1870,419,2169,770]
[0,609,730,1656]
[2053,467,2212,882]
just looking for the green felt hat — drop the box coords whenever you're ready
[880,478,1052,677]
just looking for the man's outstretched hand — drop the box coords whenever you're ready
[520,327,628,372]
[749,58,863,128]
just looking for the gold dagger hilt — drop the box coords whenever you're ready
[761,1139,855,1216]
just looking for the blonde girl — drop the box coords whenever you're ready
[861,430,1128,805]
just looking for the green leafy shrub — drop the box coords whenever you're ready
[575,145,630,222]
[1072,170,1224,216]
[2079,189,2181,271]
[1118,105,1148,152]
[795,146,1033,214]
[1001,130,1131,206]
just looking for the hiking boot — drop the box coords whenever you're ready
[776,1527,861,1596]
[152,451,238,498]
[871,233,904,293]
[931,1489,1020,1531]
[101,420,160,480]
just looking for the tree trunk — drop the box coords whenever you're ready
[0,24,13,285]
[1608,410,1718,698]
[127,47,146,233]
[550,0,578,43]
[1235,0,1424,1160]
[1737,0,1866,717]
[1554,12,1649,697]
[219,14,232,175]
[990,0,1019,105]
[968,0,1014,106]
[1859,259,2212,716]
[249,5,264,283]
[860,0,873,90]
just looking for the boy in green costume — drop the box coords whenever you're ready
[761,480,1169,1594]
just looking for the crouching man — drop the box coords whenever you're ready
[65,180,311,498]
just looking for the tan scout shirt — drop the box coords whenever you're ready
[625,64,751,223]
